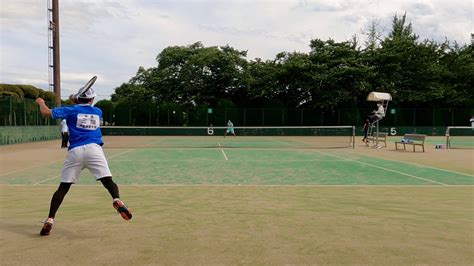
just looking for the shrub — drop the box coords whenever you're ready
[0,91,21,98]
[18,85,40,99]
[0,84,24,98]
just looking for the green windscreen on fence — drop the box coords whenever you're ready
[0,126,60,145]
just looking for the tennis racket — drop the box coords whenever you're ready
[76,75,97,98]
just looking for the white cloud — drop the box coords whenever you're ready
[1,0,472,101]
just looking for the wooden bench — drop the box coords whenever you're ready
[365,132,388,147]
[395,133,426,152]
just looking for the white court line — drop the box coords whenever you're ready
[33,175,60,185]
[0,159,63,177]
[8,184,473,187]
[107,149,137,159]
[271,138,300,147]
[33,149,137,185]
[315,150,449,186]
[346,150,474,178]
[218,142,229,161]
[108,159,349,162]
[144,138,164,147]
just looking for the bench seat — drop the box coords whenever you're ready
[395,133,426,152]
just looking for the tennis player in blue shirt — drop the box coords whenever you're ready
[36,85,132,236]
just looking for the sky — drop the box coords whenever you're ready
[1,0,472,101]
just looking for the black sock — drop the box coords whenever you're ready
[99,176,120,199]
[48,182,72,218]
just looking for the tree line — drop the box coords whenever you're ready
[106,14,472,114]
[1,14,472,118]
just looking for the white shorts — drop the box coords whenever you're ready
[61,143,112,183]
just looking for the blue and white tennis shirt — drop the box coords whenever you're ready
[51,104,103,150]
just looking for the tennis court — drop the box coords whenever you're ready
[1,135,473,264]
[2,135,473,186]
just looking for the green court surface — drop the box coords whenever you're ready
[2,139,472,186]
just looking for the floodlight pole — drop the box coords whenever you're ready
[48,0,61,107]
[52,0,61,106]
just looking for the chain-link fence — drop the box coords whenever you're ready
[0,97,55,126]
[1,96,472,127]
[103,105,473,127]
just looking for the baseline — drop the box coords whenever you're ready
[5,184,473,187]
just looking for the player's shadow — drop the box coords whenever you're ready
[0,220,46,238]
[0,220,88,239]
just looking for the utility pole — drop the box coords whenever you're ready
[48,0,61,106]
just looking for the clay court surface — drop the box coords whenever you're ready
[1,136,473,265]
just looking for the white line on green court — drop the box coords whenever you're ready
[33,174,60,185]
[314,150,449,186]
[108,159,349,162]
[270,137,471,179]
[7,184,473,187]
[345,150,474,178]
[145,138,164,147]
[107,149,137,159]
[0,159,63,177]
[218,142,229,160]
[271,138,299,147]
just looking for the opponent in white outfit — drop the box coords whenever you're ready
[60,119,69,148]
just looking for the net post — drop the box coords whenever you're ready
[446,126,450,149]
[352,126,355,148]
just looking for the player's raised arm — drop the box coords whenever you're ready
[35,98,52,117]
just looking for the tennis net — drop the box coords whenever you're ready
[446,126,474,149]
[100,126,355,149]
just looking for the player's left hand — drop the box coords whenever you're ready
[35,98,45,105]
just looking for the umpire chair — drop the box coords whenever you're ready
[366,92,392,148]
